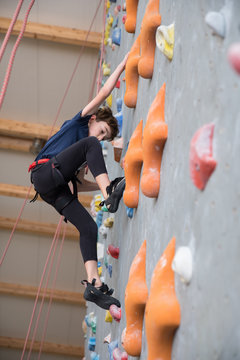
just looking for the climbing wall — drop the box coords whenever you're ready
[85,0,240,359]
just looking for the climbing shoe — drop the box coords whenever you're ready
[106,177,124,196]
[81,279,121,310]
[100,177,125,213]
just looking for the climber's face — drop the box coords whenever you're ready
[88,115,111,141]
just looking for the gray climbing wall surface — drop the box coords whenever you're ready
[84,0,240,359]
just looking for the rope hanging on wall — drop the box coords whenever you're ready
[37,223,67,360]
[0,0,25,62]
[0,0,36,109]
[20,217,63,360]
[26,222,67,360]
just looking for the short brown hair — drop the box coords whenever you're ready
[95,106,119,141]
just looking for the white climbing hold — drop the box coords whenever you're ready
[205,11,226,38]
[156,23,174,60]
[99,224,108,237]
[104,333,111,344]
[172,246,193,284]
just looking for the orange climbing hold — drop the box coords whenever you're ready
[140,83,168,198]
[122,240,148,356]
[123,120,143,208]
[138,0,161,78]
[125,0,139,33]
[145,237,181,360]
[124,35,141,108]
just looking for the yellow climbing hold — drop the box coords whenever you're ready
[104,217,114,228]
[106,94,112,108]
[94,194,104,212]
[103,62,111,76]
[98,266,102,276]
[156,23,175,60]
[105,310,113,322]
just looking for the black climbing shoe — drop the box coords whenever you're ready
[100,177,125,213]
[106,177,124,196]
[81,279,121,310]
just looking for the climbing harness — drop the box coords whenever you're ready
[29,156,82,218]
[28,158,50,172]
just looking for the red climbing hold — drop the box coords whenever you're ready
[113,348,128,360]
[107,245,120,259]
[115,79,121,88]
[189,123,217,190]
[109,304,121,322]
[228,43,240,75]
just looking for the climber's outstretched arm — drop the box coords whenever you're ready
[82,53,129,117]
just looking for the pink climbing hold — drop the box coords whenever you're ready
[122,15,127,24]
[228,43,240,75]
[113,348,128,360]
[189,123,217,190]
[107,245,120,259]
[109,304,121,322]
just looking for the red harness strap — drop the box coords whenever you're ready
[28,158,50,172]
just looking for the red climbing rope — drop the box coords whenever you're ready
[20,217,63,360]
[0,0,25,62]
[0,0,35,109]
[37,223,67,360]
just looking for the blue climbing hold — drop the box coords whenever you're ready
[126,206,134,218]
[91,352,100,360]
[96,211,103,228]
[114,111,123,136]
[108,264,112,278]
[88,337,96,351]
[116,98,123,112]
[112,28,121,46]
[112,16,119,29]
[108,340,118,360]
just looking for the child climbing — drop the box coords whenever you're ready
[28,54,128,310]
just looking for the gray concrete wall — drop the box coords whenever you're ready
[85,0,240,359]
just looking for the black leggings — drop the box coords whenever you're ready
[31,136,107,263]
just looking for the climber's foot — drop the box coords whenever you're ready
[101,177,125,213]
[81,279,121,310]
